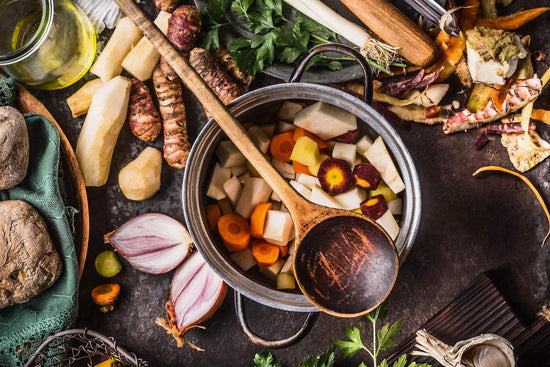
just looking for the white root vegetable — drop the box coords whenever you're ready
[66,78,103,117]
[76,76,131,186]
[118,147,162,201]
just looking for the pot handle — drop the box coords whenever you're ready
[289,43,373,105]
[235,291,319,349]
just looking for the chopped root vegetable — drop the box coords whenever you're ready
[214,47,254,91]
[128,78,162,142]
[476,8,550,30]
[91,283,120,313]
[473,166,550,247]
[293,161,311,175]
[207,204,222,232]
[531,109,550,125]
[250,203,273,239]
[278,245,289,257]
[155,0,179,12]
[66,78,103,117]
[293,127,328,149]
[252,240,280,267]
[218,214,251,252]
[269,131,295,163]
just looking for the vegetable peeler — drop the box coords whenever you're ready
[403,0,460,36]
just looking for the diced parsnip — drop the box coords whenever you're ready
[332,142,357,167]
[296,173,321,190]
[230,247,256,271]
[290,136,320,166]
[260,124,276,138]
[118,147,162,201]
[388,198,403,215]
[238,172,251,185]
[206,163,232,200]
[370,180,397,202]
[404,84,450,107]
[277,273,296,290]
[263,210,294,246]
[308,153,329,176]
[280,255,294,274]
[66,78,103,117]
[218,197,233,215]
[365,137,405,194]
[294,102,357,140]
[376,210,400,240]
[356,135,374,158]
[235,177,272,218]
[216,140,246,168]
[259,259,285,281]
[271,158,296,180]
[223,176,243,207]
[270,190,281,202]
[76,76,131,187]
[90,18,143,82]
[333,187,367,210]
[277,101,305,121]
[310,186,342,209]
[289,180,312,200]
[248,125,271,153]
[246,161,262,177]
[275,120,295,133]
[231,164,248,177]
[121,11,171,81]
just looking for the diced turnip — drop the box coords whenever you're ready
[272,158,296,180]
[238,172,251,185]
[270,190,281,202]
[235,177,273,218]
[388,198,403,215]
[277,273,296,290]
[277,101,304,121]
[276,120,295,133]
[376,210,400,240]
[259,259,285,281]
[231,164,248,177]
[206,163,231,200]
[218,197,233,215]
[365,137,405,194]
[356,135,374,159]
[289,180,312,200]
[294,102,357,140]
[332,142,357,167]
[263,210,294,246]
[248,126,271,153]
[404,84,450,107]
[310,186,342,209]
[260,124,276,138]
[333,187,367,210]
[280,255,294,275]
[223,176,243,207]
[230,247,256,271]
[216,140,246,168]
[296,173,321,190]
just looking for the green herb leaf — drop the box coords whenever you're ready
[392,355,408,367]
[333,327,364,358]
[293,11,337,41]
[366,302,388,323]
[252,351,281,367]
[231,0,255,23]
[380,359,390,367]
[378,317,402,351]
[200,24,223,50]
[297,346,336,367]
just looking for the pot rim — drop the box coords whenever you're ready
[183,82,421,313]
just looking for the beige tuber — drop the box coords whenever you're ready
[118,147,162,201]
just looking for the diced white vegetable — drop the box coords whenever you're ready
[280,240,296,275]
[259,259,285,281]
[376,210,400,241]
[271,158,296,180]
[206,163,232,200]
[216,140,246,168]
[277,101,304,121]
[277,273,296,290]
[238,172,251,185]
[246,161,262,177]
[309,186,342,209]
[248,126,271,154]
[365,137,405,194]
[223,176,243,207]
[356,135,374,158]
[235,178,272,218]
[388,198,403,215]
[260,124,276,138]
[332,142,357,167]
[276,120,295,133]
[404,84,450,107]
[296,173,321,190]
[231,164,248,177]
[270,190,281,202]
[289,180,312,200]
[294,102,357,140]
[263,210,294,246]
[218,197,233,215]
[230,247,256,271]
[333,187,367,210]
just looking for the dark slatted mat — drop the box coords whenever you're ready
[387,274,550,366]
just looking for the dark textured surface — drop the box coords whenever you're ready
[27,0,550,365]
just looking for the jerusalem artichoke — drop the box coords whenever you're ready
[128,78,162,142]
[66,78,103,117]
[155,0,179,12]
[214,47,254,92]
[153,66,191,169]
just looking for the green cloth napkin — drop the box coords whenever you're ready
[0,112,79,366]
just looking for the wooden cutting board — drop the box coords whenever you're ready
[388,274,550,366]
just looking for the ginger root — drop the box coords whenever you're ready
[128,78,162,142]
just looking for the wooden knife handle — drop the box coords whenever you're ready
[340,0,437,67]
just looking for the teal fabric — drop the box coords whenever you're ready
[0,114,79,366]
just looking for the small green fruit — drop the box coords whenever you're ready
[95,250,121,277]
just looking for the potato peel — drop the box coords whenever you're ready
[473,166,550,246]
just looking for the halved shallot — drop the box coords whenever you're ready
[156,251,227,349]
[104,213,193,274]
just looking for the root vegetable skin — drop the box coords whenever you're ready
[214,48,254,91]
[153,66,191,169]
[128,78,162,142]
[155,0,179,12]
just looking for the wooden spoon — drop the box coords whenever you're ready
[113,0,399,317]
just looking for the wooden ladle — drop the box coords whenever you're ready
[114,0,399,317]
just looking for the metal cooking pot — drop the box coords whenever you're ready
[183,44,421,348]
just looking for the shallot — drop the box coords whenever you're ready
[104,213,192,274]
[156,251,227,349]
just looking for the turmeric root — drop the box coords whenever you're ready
[160,5,202,80]
[155,0,179,12]
[153,66,191,169]
[214,47,254,92]
[128,78,162,142]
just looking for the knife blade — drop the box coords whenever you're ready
[403,0,460,37]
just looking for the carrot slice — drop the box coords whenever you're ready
[250,203,273,239]
[207,204,222,232]
[218,214,251,252]
[269,131,295,162]
[293,161,311,175]
[293,127,328,149]
[252,240,280,267]
[278,245,289,258]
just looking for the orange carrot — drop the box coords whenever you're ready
[269,131,295,162]
[476,8,549,30]
[218,214,251,252]
[250,203,272,239]
[293,161,311,175]
[460,0,481,32]
[207,204,222,232]
[293,127,328,149]
[531,109,550,125]
[252,240,280,267]
[278,245,289,258]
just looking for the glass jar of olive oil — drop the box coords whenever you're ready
[0,0,96,90]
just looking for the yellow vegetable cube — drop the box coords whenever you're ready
[276,273,296,290]
[290,136,320,166]
[308,154,329,176]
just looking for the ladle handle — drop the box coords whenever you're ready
[113,0,304,208]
